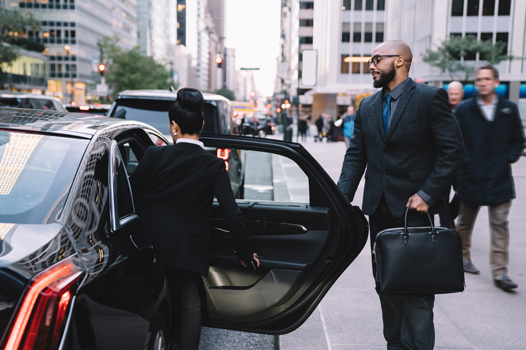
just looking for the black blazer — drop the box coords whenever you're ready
[130,142,252,276]
[338,79,465,218]
[454,96,525,206]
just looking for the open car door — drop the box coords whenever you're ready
[200,135,368,334]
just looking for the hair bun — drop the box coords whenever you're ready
[176,88,204,112]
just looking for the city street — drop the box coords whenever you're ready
[202,127,526,350]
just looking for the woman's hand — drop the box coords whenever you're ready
[241,253,260,269]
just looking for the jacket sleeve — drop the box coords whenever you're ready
[420,88,465,199]
[505,103,525,164]
[129,146,154,199]
[212,159,253,262]
[337,102,367,202]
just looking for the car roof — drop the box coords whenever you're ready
[0,91,62,102]
[0,107,158,139]
[115,89,230,103]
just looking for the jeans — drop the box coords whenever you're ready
[370,197,435,350]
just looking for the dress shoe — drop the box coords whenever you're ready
[494,275,518,290]
[463,258,480,274]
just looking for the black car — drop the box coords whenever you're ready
[66,104,112,115]
[0,108,367,349]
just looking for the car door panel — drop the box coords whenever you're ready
[199,135,368,334]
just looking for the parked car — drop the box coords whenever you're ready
[66,103,111,115]
[254,113,276,137]
[0,91,66,111]
[108,89,247,198]
[0,107,367,349]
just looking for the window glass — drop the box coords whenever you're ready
[377,0,385,10]
[341,55,350,74]
[353,23,361,42]
[115,155,134,218]
[352,55,361,74]
[364,23,373,43]
[300,19,314,26]
[451,0,464,16]
[225,150,309,204]
[482,0,495,15]
[376,23,384,42]
[354,0,362,10]
[342,0,351,11]
[365,0,374,10]
[467,0,479,16]
[0,132,88,224]
[498,0,510,15]
[299,2,314,9]
[342,23,350,42]
[496,32,509,54]
[363,54,371,73]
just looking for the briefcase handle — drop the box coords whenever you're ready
[403,204,435,235]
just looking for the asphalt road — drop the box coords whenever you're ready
[201,128,526,350]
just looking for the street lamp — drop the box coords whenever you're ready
[64,45,73,104]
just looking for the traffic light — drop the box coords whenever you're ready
[216,56,223,68]
[98,63,106,76]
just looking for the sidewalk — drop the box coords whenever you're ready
[280,132,526,350]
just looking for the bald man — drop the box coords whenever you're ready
[447,81,464,111]
[338,40,464,350]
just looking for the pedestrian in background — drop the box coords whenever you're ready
[341,105,356,148]
[297,114,308,142]
[437,81,464,229]
[315,114,324,142]
[322,113,332,142]
[454,65,525,290]
[338,40,464,350]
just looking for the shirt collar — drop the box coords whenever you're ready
[476,94,498,107]
[176,138,205,149]
[383,77,410,101]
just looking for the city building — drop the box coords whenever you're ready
[386,0,526,122]
[10,0,138,104]
[1,46,48,93]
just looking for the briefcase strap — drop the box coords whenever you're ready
[403,205,435,236]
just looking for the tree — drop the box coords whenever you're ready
[422,36,515,82]
[0,8,41,88]
[214,88,236,101]
[105,47,171,94]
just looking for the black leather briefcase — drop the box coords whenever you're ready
[373,207,465,295]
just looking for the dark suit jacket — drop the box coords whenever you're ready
[454,96,525,206]
[130,143,252,276]
[338,78,465,218]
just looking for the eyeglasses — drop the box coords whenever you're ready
[368,55,401,66]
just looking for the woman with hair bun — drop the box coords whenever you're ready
[130,88,259,349]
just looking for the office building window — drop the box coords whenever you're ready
[465,33,477,60]
[365,0,374,10]
[482,0,495,15]
[341,55,350,74]
[353,23,361,42]
[376,23,384,42]
[352,23,362,43]
[355,0,362,10]
[300,19,314,26]
[342,23,350,42]
[480,32,493,42]
[299,36,313,44]
[498,0,510,15]
[451,0,463,16]
[342,0,351,11]
[299,2,314,9]
[364,23,373,43]
[352,55,361,74]
[496,32,509,54]
[377,0,385,10]
[363,54,371,73]
[467,0,479,16]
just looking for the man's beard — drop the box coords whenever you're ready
[373,64,396,88]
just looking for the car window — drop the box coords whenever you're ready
[202,101,219,134]
[0,131,88,224]
[222,149,309,204]
[118,141,141,175]
[116,155,134,218]
[20,98,57,110]
[0,98,20,108]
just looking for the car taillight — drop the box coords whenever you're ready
[216,148,231,171]
[2,257,83,350]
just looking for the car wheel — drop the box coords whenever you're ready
[148,315,168,350]
[258,130,267,138]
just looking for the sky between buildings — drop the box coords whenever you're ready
[225,0,281,97]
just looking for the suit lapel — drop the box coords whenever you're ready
[373,91,386,142]
[385,79,415,145]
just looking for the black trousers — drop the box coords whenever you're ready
[370,197,435,350]
[164,266,203,350]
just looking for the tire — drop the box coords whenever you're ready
[148,315,168,350]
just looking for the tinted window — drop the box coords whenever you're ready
[451,0,464,16]
[110,98,224,136]
[20,99,57,110]
[0,98,20,108]
[116,156,134,218]
[0,131,88,224]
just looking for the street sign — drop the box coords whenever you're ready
[96,78,108,96]
[240,67,260,70]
